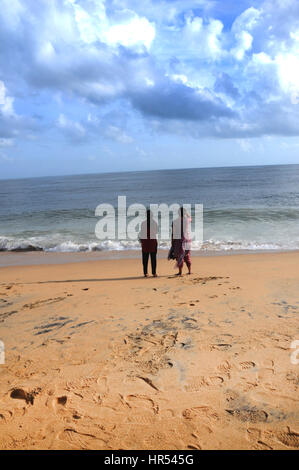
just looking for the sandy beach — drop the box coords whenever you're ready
[0,251,298,450]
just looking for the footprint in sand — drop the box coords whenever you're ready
[217,360,232,375]
[246,427,262,442]
[258,368,274,382]
[212,343,232,351]
[47,392,70,414]
[275,428,299,448]
[246,427,274,449]
[262,359,274,368]
[96,376,109,394]
[184,375,224,392]
[136,375,160,392]
[125,411,156,425]
[226,407,268,423]
[187,443,202,450]
[159,408,176,418]
[184,376,209,391]
[209,376,224,385]
[0,410,13,423]
[10,387,40,405]
[57,427,108,450]
[286,371,299,385]
[252,440,273,450]
[57,395,68,406]
[239,361,256,370]
[0,310,18,322]
[182,406,219,422]
[0,300,13,310]
[23,296,66,310]
[181,317,199,330]
[125,394,159,415]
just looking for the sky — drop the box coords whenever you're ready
[0,0,299,179]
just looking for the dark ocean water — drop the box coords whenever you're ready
[0,164,299,252]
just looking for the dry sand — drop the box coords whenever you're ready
[0,251,298,450]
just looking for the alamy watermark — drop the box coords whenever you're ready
[94,196,203,247]
[290,340,299,365]
[0,340,4,365]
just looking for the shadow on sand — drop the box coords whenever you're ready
[22,275,173,284]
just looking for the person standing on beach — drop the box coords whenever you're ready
[139,209,158,277]
[169,207,192,276]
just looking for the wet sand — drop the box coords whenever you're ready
[0,252,298,449]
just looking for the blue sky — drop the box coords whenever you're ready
[0,0,299,178]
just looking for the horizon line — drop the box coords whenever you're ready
[1,162,299,182]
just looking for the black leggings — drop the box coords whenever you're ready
[142,252,157,275]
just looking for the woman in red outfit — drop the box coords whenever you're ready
[139,209,158,277]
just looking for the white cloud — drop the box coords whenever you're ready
[169,74,188,85]
[37,41,56,63]
[69,0,155,51]
[184,15,224,59]
[231,7,261,33]
[104,125,133,144]
[1,0,25,30]
[276,53,299,95]
[229,6,260,61]
[1,0,299,148]
[252,52,272,64]
[232,30,253,60]
[104,15,155,50]
[57,113,86,139]
[0,137,14,147]
[68,0,106,44]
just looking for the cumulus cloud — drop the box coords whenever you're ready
[231,30,253,61]
[183,15,224,60]
[104,125,134,143]
[0,79,39,139]
[56,110,135,145]
[57,113,86,141]
[0,81,14,116]
[0,0,299,147]
[70,0,155,50]
[129,77,234,121]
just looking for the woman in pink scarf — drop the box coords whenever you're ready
[170,207,192,276]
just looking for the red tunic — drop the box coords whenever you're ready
[140,219,158,253]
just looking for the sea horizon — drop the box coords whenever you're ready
[1,162,298,182]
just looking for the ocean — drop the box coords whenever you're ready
[0,164,299,253]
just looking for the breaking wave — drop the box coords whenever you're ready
[1,235,298,253]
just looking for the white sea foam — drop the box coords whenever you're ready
[0,235,298,253]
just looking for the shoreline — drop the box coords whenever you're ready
[0,247,299,267]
